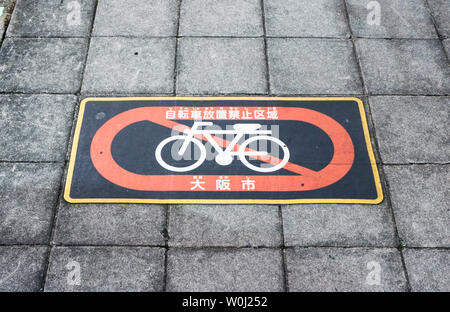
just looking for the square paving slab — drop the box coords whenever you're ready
[7,0,96,37]
[0,38,88,93]
[93,0,178,37]
[179,0,263,37]
[346,0,438,39]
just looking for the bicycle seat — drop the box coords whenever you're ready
[233,123,262,131]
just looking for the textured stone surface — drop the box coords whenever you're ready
[54,202,166,245]
[0,246,48,292]
[176,38,267,94]
[346,0,438,39]
[93,0,178,36]
[169,205,281,247]
[0,94,76,161]
[370,96,450,163]
[45,247,165,292]
[385,165,449,247]
[82,37,175,94]
[7,0,96,37]
[268,38,362,94]
[403,248,450,292]
[444,39,450,55]
[282,203,397,247]
[180,0,263,36]
[167,248,283,291]
[428,0,450,37]
[0,38,88,93]
[286,248,407,291]
[356,39,450,95]
[0,163,62,244]
[264,0,349,37]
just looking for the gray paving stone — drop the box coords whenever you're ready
[82,37,175,94]
[286,248,407,291]
[356,39,450,95]
[179,0,263,36]
[268,38,362,94]
[264,0,350,38]
[169,205,281,247]
[346,0,438,39]
[176,38,267,94]
[0,94,77,162]
[45,247,165,292]
[385,165,449,247]
[282,203,397,247]
[167,248,283,291]
[403,248,450,292]
[0,163,62,244]
[54,202,166,245]
[93,0,178,37]
[370,96,450,163]
[428,0,450,37]
[444,39,450,56]
[6,0,96,37]
[0,38,88,93]
[0,246,48,292]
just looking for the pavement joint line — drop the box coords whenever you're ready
[367,93,450,97]
[1,244,448,249]
[38,161,67,292]
[9,92,448,97]
[342,0,369,96]
[162,204,171,292]
[383,163,450,166]
[424,0,450,62]
[4,35,448,40]
[277,205,289,292]
[76,0,98,97]
[64,98,81,162]
[342,1,412,291]
[0,160,64,163]
[381,166,413,292]
[50,244,168,248]
[39,0,100,292]
[260,0,271,95]
[0,91,79,95]
[164,0,182,288]
[39,98,79,289]
[172,0,182,96]
[10,92,446,97]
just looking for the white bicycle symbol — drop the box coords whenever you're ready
[155,121,290,173]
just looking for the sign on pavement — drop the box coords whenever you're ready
[65,97,383,204]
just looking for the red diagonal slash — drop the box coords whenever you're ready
[90,107,354,191]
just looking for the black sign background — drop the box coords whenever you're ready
[65,97,383,204]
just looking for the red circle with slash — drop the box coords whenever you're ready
[90,106,354,192]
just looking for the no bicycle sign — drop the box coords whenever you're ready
[64,97,383,204]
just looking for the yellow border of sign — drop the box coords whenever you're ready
[64,97,383,205]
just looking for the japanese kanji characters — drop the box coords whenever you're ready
[165,107,279,120]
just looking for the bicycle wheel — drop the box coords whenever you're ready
[238,136,290,173]
[155,135,206,172]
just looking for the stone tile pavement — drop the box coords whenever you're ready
[0,0,448,292]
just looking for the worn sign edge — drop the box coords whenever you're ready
[64,97,383,205]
